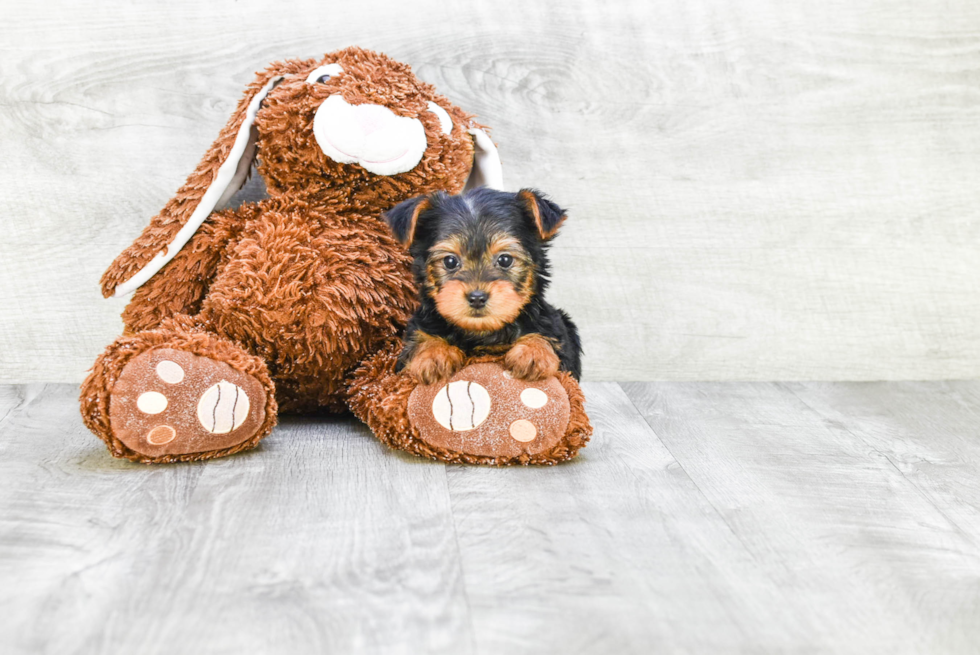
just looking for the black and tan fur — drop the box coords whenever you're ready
[385,187,582,385]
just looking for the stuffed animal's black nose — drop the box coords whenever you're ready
[467,290,489,308]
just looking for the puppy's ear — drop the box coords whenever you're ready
[518,189,566,240]
[384,194,432,247]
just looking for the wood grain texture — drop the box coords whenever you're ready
[622,380,980,654]
[0,384,471,654]
[3,0,980,381]
[444,382,816,653]
[5,381,980,653]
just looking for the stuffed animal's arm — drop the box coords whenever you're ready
[118,205,255,334]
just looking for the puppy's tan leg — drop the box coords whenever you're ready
[407,333,466,385]
[504,334,560,381]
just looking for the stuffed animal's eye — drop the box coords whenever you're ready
[443,255,460,270]
[305,63,345,84]
[496,254,514,269]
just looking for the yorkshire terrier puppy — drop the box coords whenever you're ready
[384,187,582,385]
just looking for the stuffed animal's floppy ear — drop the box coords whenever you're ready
[518,188,567,240]
[100,67,286,298]
[384,194,433,247]
[463,128,503,192]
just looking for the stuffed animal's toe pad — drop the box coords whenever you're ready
[408,363,570,461]
[109,348,267,458]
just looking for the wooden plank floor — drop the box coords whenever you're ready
[1,382,979,654]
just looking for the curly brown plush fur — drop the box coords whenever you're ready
[82,46,590,466]
[348,341,592,466]
[83,47,483,461]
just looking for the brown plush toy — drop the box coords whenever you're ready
[80,47,591,465]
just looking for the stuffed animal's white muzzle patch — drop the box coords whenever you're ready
[313,95,427,176]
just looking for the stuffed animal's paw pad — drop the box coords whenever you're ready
[431,380,491,431]
[109,349,267,458]
[408,362,571,461]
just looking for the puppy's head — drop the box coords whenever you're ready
[385,188,567,333]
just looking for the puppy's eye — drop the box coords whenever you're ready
[443,255,460,270]
[496,254,514,269]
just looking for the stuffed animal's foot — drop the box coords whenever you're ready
[407,362,575,464]
[81,323,278,463]
[349,345,592,466]
[107,348,271,460]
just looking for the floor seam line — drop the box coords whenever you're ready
[615,381,807,638]
[443,464,479,655]
[778,382,979,548]
[617,384,799,570]
[0,383,45,433]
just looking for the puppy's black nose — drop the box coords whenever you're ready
[467,290,489,308]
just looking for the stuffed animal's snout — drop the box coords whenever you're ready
[313,95,431,176]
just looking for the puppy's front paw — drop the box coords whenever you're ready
[504,335,560,381]
[408,340,466,385]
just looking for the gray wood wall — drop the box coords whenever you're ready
[3,0,979,383]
